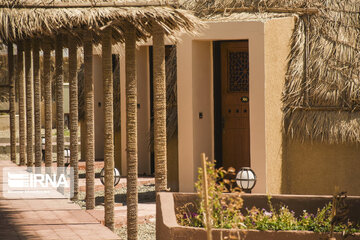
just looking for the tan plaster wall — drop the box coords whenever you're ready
[177,35,195,191]
[119,45,151,176]
[93,55,105,160]
[191,40,214,187]
[40,83,69,129]
[0,115,19,132]
[136,47,151,175]
[284,139,360,196]
[177,21,267,193]
[264,17,295,194]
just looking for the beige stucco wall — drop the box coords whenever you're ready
[0,114,19,132]
[93,55,105,160]
[177,21,268,193]
[119,46,151,176]
[191,40,213,189]
[40,83,70,129]
[264,17,295,194]
[136,47,151,175]
[284,139,360,196]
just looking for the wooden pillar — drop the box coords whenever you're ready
[55,35,64,168]
[43,38,52,168]
[125,24,138,240]
[24,40,33,167]
[83,31,95,210]
[102,27,115,231]
[152,23,167,192]
[8,43,16,163]
[33,39,41,169]
[69,36,79,200]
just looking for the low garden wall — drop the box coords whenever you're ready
[156,192,360,240]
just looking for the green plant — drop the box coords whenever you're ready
[176,163,360,236]
[176,159,245,230]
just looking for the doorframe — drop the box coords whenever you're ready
[213,41,222,169]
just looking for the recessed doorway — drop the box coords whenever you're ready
[214,40,250,172]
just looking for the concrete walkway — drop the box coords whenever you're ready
[0,160,120,240]
[88,203,156,228]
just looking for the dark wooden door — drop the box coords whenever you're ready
[221,41,250,171]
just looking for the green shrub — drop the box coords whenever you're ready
[176,159,360,236]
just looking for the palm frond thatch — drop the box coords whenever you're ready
[0,0,203,44]
[184,0,360,144]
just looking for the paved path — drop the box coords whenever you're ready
[88,203,156,228]
[0,160,120,240]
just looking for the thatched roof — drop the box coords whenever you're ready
[0,0,202,44]
[184,0,360,144]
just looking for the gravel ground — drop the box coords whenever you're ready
[0,153,10,161]
[74,183,155,208]
[115,223,156,240]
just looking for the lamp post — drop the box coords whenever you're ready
[64,148,70,167]
[100,167,121,186]
[236,167,256,193]
[41,136,45,162]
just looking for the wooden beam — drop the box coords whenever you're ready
[0,1,176,8]
[205,7,318,15]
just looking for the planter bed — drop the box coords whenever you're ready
[156,192,360,240]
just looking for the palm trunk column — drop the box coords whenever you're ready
[68,36,79,200]
[25,41,33,168]
[43,39,52,170]
[8,43,16,163]
[55,35,64,168]
[33,40,41,170]
[152,23,167,192]
[84,31,95,210]
[125,24,138,240]
[17,41,26,166]
[102,28,115,231]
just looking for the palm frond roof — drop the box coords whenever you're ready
[0,0,202,44]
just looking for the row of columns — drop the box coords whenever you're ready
[7,24,167,239]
